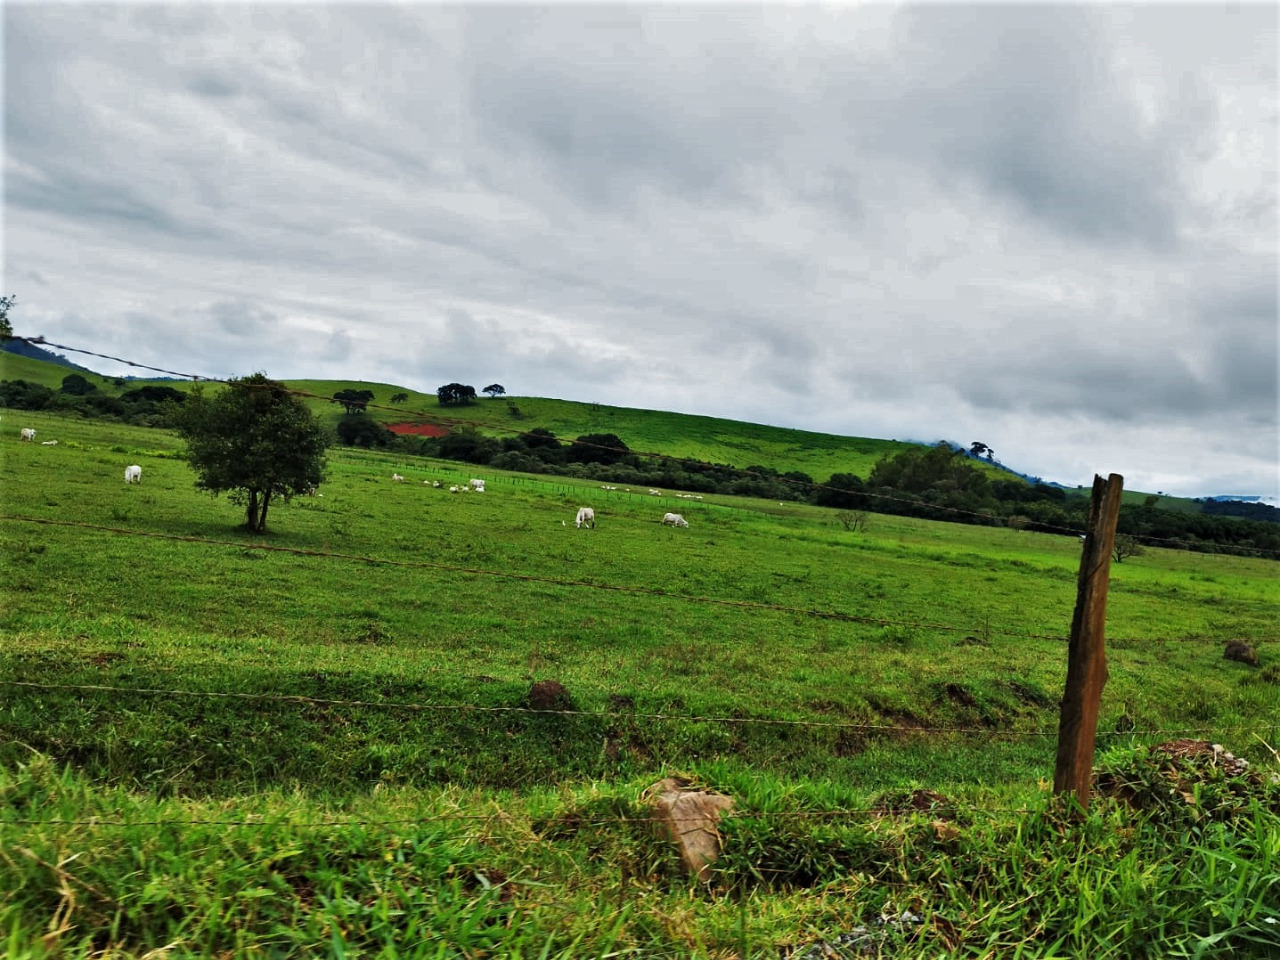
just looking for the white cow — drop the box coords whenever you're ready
[575,507,596,529]
[449,485,460,493]
[432,481,442,488]
[661,513,689,528]
[41,440,58,446]
[392,473,405,482]
[20,428,35,442]
[469,478,485,492]
[124,465,142,484]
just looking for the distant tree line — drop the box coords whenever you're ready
[0,377,186,427]
[390,429,1279,558]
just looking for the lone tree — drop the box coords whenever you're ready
[60,373,98,396]
[483,383,506,399]
[175,373,329,533]
[389,392,409,404]
[1112,535,1145,564]
[332,389,375,414]
[437,382,477,406]
[0,293,15,341]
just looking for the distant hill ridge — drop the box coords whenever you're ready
[2,338,96,374]
[1,349,1272,515]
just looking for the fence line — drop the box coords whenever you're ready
[2,806,1037,831]
[4,512,1266,646]
[3,680,1272,744]
[10,335,1277,559]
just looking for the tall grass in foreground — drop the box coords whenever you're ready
[2,750,1277,958]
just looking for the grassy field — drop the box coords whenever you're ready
[1,408,1278,957]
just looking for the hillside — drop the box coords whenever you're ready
[0,354,1011,485]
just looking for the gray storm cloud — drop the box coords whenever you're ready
[3,3,1276,497]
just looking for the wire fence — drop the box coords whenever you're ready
[2,805,1047,831]
[3,679,1275,748]
[9,335,1279,559]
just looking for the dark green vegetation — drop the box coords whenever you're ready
[173,374,329,532]
[2,404,1278,957]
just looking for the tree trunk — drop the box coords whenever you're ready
[258,490,272,532]
[245,488,260,532]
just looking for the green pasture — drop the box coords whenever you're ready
[2,410,1276,791]
[1,411,1278,957]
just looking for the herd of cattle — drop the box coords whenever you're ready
[17,425,690,528]
[21,426,142,482]
[387,470,690,529]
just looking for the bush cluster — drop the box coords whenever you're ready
[0,378,186,427]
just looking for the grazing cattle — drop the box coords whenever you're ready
[648,489,661,496]
[41,440,58,446]
[469,478,485,492]
[575,507,596,529]
[449,485,460,493]
[392,473,405,482]
[124,465,142,484]
[20,428,35,442]
[661,513,689,528]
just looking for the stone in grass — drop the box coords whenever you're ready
[791,911,924,959]
[646,777,735,882]
[1224,641,1260,667]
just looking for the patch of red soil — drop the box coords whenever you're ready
[387,422,450,438]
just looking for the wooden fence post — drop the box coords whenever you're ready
[1053,472,1124,810]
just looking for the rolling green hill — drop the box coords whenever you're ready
[0,353,1005,484]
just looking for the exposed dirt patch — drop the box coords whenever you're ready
[874,788,956,819]
[387,422,450,438]
[525,680,574,712]
[1095,739,1276,819]
[1006,680,1056,709]
[943,683,978,708]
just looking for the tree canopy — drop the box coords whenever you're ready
[483,383,506,398]
[336,413,394,448]
[174,373,329,532]
[568,433,631,466]
[60,373,97,396]
[0,294,14,341]
[437,383,477,406]
[332,389,375,414]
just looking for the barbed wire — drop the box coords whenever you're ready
[3,680,1273,744]
[11,335,1278,558]
[1,806,1037,831]
[7,512,1269,646]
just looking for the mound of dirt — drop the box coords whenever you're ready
[1095,740,1278,820]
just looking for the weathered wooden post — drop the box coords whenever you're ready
[1054,473,1124,810]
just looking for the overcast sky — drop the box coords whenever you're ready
[4,2,1277,498]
